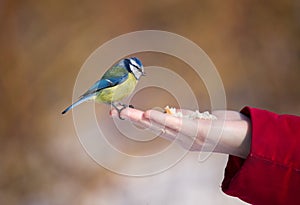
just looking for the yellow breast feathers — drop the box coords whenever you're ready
[95,73,137,103]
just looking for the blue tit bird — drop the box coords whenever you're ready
[62,57,145,119]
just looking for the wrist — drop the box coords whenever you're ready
[210,119,251,159]
[224,119,252,158]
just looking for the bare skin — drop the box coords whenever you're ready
[110,108,251,159]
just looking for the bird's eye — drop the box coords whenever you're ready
[129,59,139,68]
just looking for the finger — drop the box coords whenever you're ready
[110,108,184,143]
[110,107,144,122]
[110,107,165,132]
[144,110,202,136]
[145,109,209,142]
[152,125,204,151]
[112,108,183,139]
[148,125,178,142]
[144,110,183,132]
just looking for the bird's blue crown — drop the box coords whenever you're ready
[130,57,143,68]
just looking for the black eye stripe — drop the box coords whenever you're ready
[130,63,142,72]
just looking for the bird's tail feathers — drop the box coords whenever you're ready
[61,95,95,114]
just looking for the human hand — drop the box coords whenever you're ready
[110,107,251,159]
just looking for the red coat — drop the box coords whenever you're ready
[222,107,300,205]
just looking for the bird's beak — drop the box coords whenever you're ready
[142,72,146,76]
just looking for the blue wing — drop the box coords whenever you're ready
[82,72,129,97]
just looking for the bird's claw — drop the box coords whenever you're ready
[112,103,134,120]
[117,106,127,120]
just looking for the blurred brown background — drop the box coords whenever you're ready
[1,0,300,204]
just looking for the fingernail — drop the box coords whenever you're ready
[109,110,117,118]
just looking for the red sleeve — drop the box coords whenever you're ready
[221,107,300,205]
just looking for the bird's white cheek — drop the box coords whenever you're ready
[130,65,141,80]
